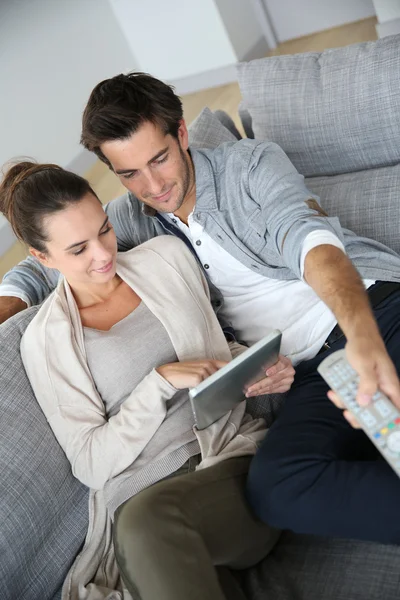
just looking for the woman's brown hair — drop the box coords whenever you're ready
[0,161,97,252]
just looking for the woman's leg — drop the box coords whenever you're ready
[113,456,280,600]
[247,291,400,544]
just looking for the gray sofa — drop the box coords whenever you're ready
[1,34,400,599]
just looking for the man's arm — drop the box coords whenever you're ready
[0,296,28,323]
[247,142,400,407]
[0,255,60,324]
[304,244,400,408]
[248,141,345,277]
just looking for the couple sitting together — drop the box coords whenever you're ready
[2,72,400,600]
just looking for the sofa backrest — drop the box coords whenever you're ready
[0,308,89,600]
[188,106,238,147]
[237,34,400,178]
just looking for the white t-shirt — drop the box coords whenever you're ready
[169,213,374,365]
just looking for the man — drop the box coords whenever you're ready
[2,72,400,542]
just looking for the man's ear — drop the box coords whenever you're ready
[177,119,189,151]
[29,247,49,266]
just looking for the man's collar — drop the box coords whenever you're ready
[189,147,218,212]
[139,147,218,218]
[142,203,157,217]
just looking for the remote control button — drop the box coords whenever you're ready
[374,399,394,419]
[359,411,377,428]
[342,391,354,403]
[381,428,389,435]
[374,432,381,439]
[395,418,400,425]
[387,431,400,453]
[388,422,395,429]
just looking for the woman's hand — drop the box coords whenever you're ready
[245,354,295,397]
[157,359,228,390]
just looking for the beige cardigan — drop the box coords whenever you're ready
[21,236,267,600]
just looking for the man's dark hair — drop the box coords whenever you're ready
[81,72,184,168]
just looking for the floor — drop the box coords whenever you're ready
[0,16,378,280]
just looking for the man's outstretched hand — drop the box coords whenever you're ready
[304,244,400,429]
[328,332,400,428]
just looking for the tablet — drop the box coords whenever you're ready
[189,330,282,430]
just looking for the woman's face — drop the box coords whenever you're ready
[32,193,118,287]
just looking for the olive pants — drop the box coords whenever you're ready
[114,456,280,600]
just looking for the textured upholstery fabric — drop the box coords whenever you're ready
[306,163,400,254]
[237,35,400,177]
[243,532,400,600]
[187,106,237,148]
[0,309,88,600]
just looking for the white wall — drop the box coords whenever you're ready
[214,0,267,60]
[373,0,400,22]
[262,0,376,42]
[108,0,237,81]
[0,0,137,171]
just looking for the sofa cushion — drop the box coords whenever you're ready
[188,106,237,148]
[306,163,400,254]
[237,34,400,177]
[238,102,254,139]
[213,110,242,140]
[243,531,400,600]
[0,309,88,600]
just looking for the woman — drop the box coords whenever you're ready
[0,161,280,600]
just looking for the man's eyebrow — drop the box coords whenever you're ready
[64,216,109,251]
[114,147,169,175]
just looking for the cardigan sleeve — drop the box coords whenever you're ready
[228,340,248,359]
[21,326,178,490]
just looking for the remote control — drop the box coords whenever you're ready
[317,349,400,477]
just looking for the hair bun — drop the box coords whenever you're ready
[0,160,62,241]
[1,162,35,219]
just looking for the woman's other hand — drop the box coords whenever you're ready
[245,354,295,397]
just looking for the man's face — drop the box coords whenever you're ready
[100,120,193,214]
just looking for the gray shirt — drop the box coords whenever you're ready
[3,140,400,315]
[84,301,199,516]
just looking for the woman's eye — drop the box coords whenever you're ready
[73,247,86,256]
[100,226,112,236]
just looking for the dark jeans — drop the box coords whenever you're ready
[114,456,280,600]
[247,288,400,545]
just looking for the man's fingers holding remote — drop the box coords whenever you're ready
[346,337,400,409]
[343,410,361,429]
[327,389,344,409]
[327,390,361,429]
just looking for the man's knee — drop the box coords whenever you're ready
[246,450,282,526]
[246,447,323,530]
